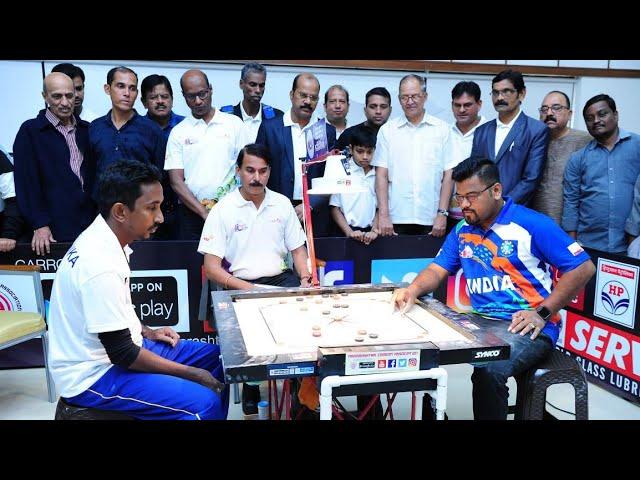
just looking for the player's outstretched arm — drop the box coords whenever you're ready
[392,263,449,313]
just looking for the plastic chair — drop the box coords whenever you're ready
[0,265,55,403]
[512,348,588,420]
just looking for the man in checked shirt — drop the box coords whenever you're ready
[13,72,96,255]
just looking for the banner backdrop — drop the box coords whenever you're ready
[2,238,639,405]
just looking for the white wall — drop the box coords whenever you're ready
[573,76,640,134]
[1,60,639,151]
[0,61,46,151]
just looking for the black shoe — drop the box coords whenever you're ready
[242,383,261,415]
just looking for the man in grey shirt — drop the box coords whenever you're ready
[531,91,591,224]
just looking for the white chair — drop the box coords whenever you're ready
[0,265,55,402]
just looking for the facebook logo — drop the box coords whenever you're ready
[387,359,397,368]
[321,260,354,286]
[371,258,434,285]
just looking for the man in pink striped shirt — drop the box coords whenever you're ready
[13,73,96,255]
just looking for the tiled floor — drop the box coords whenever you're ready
[1,363,639,420]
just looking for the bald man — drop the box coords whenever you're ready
[165,69,247,239]
[13,72,96,255]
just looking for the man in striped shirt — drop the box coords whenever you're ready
[13,73,96,255]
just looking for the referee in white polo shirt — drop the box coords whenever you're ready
[199,143,313,290]
[198,143,313,415]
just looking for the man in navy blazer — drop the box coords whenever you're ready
[256,73,336,237]
[471,69,549,206]
[13,73,96,255]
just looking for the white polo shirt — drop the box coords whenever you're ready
[371,113,454,225]
[198,187,306,280]
[240,102,263,143]
[283,109,318,200]
[164,109,247,201]
[329,160,377,228]
[48,215,143,398]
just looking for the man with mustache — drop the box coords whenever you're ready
[562,94,640,254]
[470,69,549,206]
[256,73,337,237]
[336,87,392,151]
[13,72,96,255]
[393,156,595,419]
[199,143,312,415]
[199,143,312,290]
[165,69,248,240]
[531,91,591,225]
[51,63,100,122]
[140,74,185,240]
[88,66,166,199]
[220,62,283,143]
[445,81,487,228]
[48,159,229,420]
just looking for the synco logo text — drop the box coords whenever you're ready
[474,350,500,359]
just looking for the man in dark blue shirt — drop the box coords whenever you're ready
[88,66,166,199]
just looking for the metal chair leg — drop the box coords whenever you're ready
[41,331,56,403]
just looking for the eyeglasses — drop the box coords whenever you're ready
[454,183,496,204]
[538,104,569,114]
[183,88,211,102]
[399,93,424,103]
[490,88,517,98]
[295,91,319,102]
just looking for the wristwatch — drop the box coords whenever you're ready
[536,305,552,321]
[437,209,449,217]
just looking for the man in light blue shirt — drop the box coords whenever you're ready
[562,94,640,254]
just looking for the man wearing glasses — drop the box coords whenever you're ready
[373,74,453,237]
[256,73,337,237]
[165,69,247,240]
[393,157,595,419]
[530,91,591,225]
[470,69,549,206]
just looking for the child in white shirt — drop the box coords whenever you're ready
[330,129,379,245]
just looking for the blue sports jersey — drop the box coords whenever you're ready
[434,197,591,344]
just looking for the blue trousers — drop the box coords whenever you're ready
[471,327,553,420]
[66,339,229,420]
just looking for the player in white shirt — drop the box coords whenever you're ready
[199,143,313,290]
[330,128,379,245]
[198,143,313,415]
[48,159,228,420]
